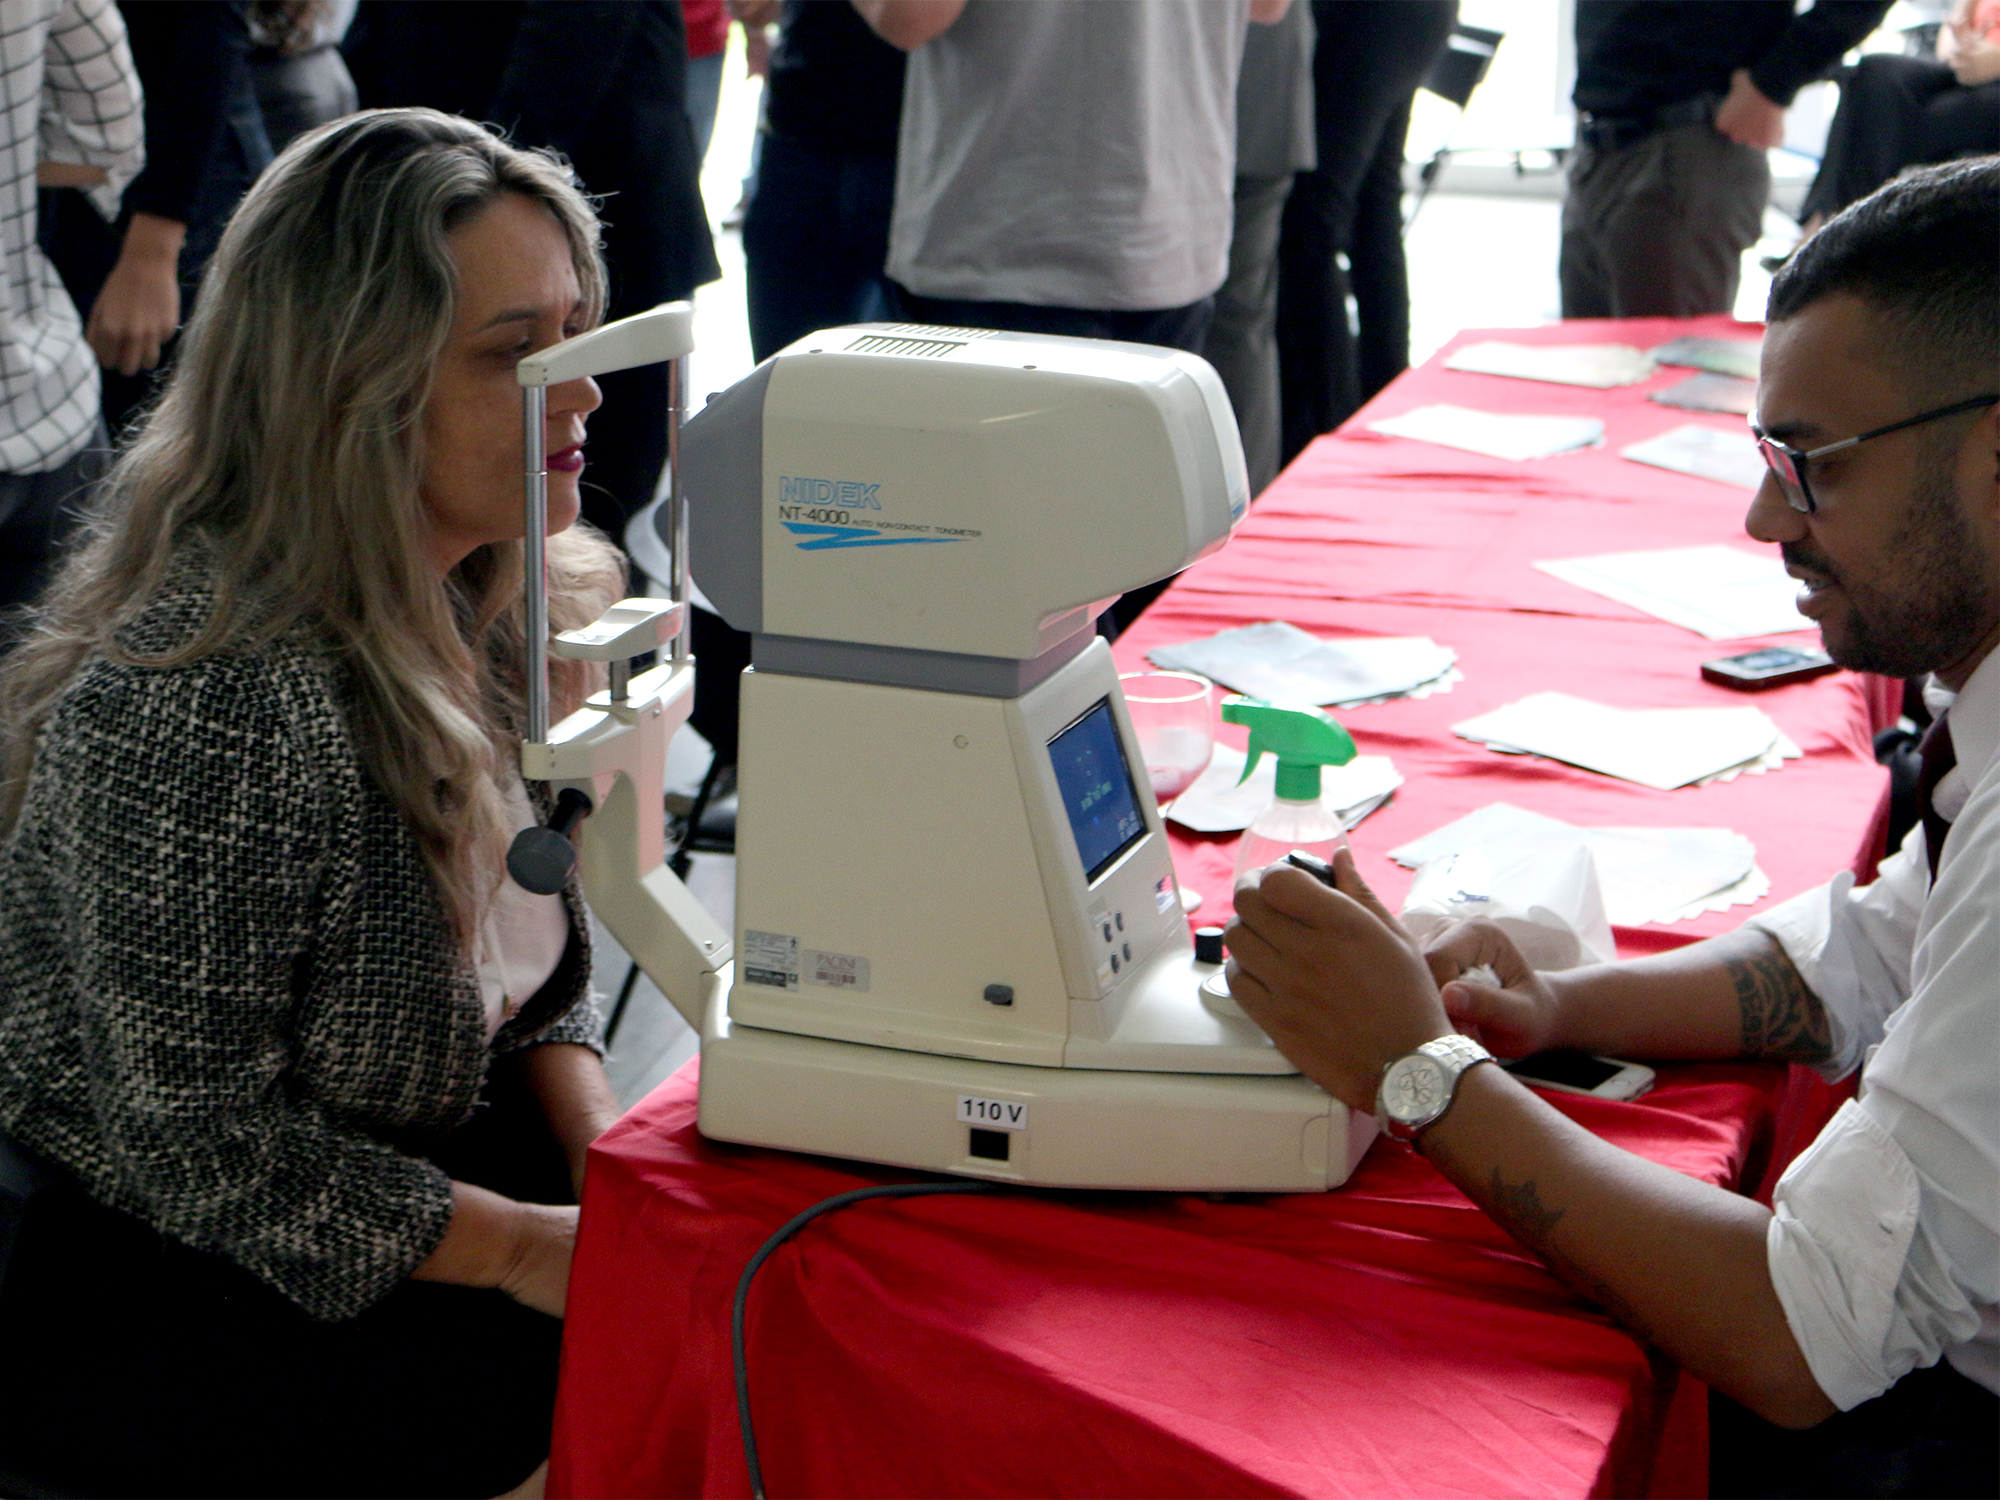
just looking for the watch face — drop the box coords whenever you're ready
[1385,1055,1449,1123]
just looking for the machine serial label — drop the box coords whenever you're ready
[807,950,870,993]
[742,930,800,990]
[956,1095,1028,1132]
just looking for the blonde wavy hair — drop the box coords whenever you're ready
[0,109,625,944]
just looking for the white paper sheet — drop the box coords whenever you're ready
[1649,371,1757,415]
[1165,743,1403,834]
[1369,403,1605,461]
[1648,335,1762,380]
[1452,692,1783,791]
[1533,544,1814,640]
[1149,623,1458,707]
[1622,423,1767,489]
[1444,341,1656,388]
[1388,801,1763,926]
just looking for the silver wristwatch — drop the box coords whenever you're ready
[1376,1034,1494,1142]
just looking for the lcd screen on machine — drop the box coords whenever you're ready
[1048,698,1147,884]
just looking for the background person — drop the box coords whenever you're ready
[856,0,1284,635]
[1562,0,1889,320]
[1275,0,1455,463]
[1798,0,2000,231]
[0,109,628,1498]
[1203,0,1315,497]
[1228,160,1998,1500]
[0,0,142,617]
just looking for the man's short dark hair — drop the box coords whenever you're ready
[1768,157,1999,402]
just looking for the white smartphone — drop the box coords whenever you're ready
[1501,1049,1656,1101]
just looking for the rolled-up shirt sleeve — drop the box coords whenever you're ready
[1758,775,2000,1408]
[1743,823,1930,1082]
[40,0,144,220]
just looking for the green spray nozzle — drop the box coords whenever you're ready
[1220,697,1356,802]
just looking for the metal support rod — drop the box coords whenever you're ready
[609,658,631,702]
[523,383,550,745]
[667,353,691,664]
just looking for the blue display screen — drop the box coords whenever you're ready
[1048,699,1146,884]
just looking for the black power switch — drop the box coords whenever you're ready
[968,1129,1010,1161]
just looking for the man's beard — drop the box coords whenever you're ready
[1783,451,1995,679]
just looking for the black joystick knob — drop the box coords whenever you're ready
[1193,926,1226,966]
[506,787,594,895]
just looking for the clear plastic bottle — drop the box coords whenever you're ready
[1220,698,1358,884]
[1232,792,1350,884]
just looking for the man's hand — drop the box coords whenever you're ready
[1422,918,1566,1059]
[87,212,184,376]
[1715,68,1785,150]
[1224,849,1451,1111]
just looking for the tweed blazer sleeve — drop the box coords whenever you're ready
[0,648,458,1321]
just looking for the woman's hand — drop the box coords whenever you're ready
[1224,848,1451,1112]
[87,212,184,375]
[1945,23,2000,85]
[497,1202,579,1318]
[1421,918,1565,1059]
[412,1181,577,1318]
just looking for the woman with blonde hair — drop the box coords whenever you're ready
[0,108,633,1498]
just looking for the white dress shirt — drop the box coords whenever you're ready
[0,0,142,473]
[1746,649,2000,1410]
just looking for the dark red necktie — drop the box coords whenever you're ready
[1915,712,1957,884]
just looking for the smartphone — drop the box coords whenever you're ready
[1701,646,1836,691]
[1501,1049,1655,1101]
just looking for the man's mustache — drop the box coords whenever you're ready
[1781,540,1839,585]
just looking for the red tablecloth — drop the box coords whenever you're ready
[550,317,1891,1499]
[1120,314,1895,949]
[553,1059,1778,1500]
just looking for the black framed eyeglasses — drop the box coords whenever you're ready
[1750,394,1999,514]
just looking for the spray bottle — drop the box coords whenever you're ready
[1221,698,1359,884]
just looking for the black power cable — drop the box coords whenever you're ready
[733,1180,1012,1500]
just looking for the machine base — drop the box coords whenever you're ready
[697,968,1377,1193]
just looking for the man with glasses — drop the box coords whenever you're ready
[1226,158,1997,1498]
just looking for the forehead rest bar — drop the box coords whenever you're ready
[518,301,695,388]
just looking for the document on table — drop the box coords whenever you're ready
[1622,423,1767,489]
[1648,335,1761,380]
[1369,403,1605,461]
[1444,341,1656,388]
[1533,544,1814,639]
[1388,801,1766,926]
[1650,372,1757,415]
[1149,622,1459,706]
[1166,743,1403,834]
[1452,692,1792,791]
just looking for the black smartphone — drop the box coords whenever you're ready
[1700,645,1836,691]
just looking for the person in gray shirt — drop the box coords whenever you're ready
[856,0,1287,358]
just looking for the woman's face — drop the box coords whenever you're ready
[420,190,601,574]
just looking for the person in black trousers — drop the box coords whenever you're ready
[1276,0,1456,467]
[346,0,721,559]
[741,0,904,363]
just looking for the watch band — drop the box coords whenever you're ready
[1375,1034,1494,1143]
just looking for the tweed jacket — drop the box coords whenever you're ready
[0,577,599,1321]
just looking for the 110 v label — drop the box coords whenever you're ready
[956,1095,1027,1132]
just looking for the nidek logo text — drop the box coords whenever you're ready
[778,476,880,511]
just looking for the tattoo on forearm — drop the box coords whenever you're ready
[1726,940,1832,1064]
[1487,1168,1656,1344]
[1487,1168,1565,1249]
